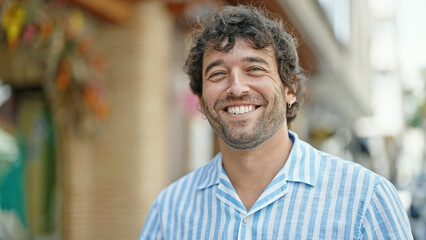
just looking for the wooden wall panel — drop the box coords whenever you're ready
[61,1,172,239]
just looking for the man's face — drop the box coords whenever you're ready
[200,39,295,149]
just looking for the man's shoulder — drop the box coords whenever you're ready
[301,144,412,239]
[296,138,379,181]
[155,155,219,204]
[314,148,390,193]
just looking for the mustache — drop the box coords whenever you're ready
[214,95,266,109]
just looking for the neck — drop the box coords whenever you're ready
[219,125,293,211]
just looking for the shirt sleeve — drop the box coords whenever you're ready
[359,177,413,240]
[139,199,164,240]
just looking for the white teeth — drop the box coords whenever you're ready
[227,105,255,115]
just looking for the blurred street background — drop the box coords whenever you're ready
[0,0,425,239]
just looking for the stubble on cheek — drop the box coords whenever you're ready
[201,86,287,150]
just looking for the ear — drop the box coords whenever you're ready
[197,95,205,114]
[285,82,297,103]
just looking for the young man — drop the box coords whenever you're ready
[140,5,413,239]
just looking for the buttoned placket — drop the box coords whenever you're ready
[215,154,293,239]
[237,213,252,240]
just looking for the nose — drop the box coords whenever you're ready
[226,70,250,96]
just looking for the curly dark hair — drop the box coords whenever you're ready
[184,5,307,125]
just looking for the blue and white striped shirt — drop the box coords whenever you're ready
[140,132,413,239]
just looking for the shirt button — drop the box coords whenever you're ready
[243,217,249,224]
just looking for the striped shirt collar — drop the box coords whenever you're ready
[197,131,318,191]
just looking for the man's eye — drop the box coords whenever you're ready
[209,72,225,78]
[248,67,263,72]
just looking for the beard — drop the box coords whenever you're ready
[202,87,287,150]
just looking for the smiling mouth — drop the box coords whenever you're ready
[225,105,258,115]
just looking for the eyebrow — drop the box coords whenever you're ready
[204,59,224,76]
[242,57,269,66]
[203,56,270,76]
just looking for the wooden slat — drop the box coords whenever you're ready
[62,1,172,239]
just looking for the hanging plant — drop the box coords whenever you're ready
[0,0,109,133]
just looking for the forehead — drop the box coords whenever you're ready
[202,39,276,66]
